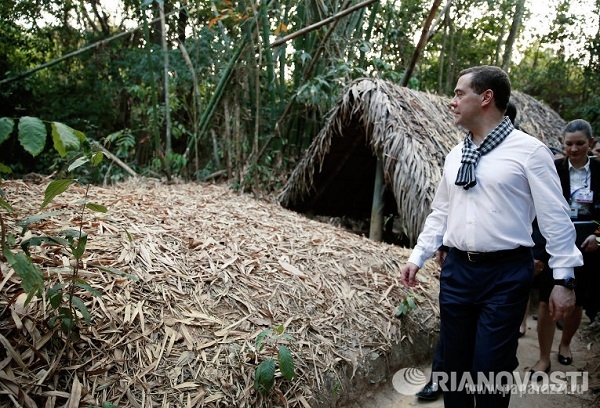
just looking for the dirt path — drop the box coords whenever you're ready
[343,308,599,407]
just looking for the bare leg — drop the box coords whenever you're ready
[558,306,583,363]
[531,301,554,372]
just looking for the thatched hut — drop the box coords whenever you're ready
[278,78,567,245]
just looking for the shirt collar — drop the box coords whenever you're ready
[467,117,514,144]
[568,158,590,172]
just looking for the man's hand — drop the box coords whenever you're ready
[401,262,420,287]
[533,259,546,276]
[548,285,576,322]
[435,250,447,268]
[581,234,599,253]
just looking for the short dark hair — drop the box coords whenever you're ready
[459,65,511,113]
[505,100,517,124]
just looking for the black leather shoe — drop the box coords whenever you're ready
[416,381,441,401]
[528,364,550,382]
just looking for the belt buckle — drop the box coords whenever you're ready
[467,252,478,262]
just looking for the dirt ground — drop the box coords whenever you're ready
[344,298,600,408]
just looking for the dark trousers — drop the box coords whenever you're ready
[439,248,533,408]
[431,337,443,374]
[581,252,600,321]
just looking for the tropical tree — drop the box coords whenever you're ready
[0,0,598,188]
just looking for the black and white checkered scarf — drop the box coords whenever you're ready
[455,117,514,190]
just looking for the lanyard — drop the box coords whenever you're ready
[570,167,590,199]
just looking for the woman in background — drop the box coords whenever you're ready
[530,119,600,375]
[591,139,600,157]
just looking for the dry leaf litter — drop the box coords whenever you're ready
[0,177,440,408]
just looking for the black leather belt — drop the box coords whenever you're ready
[451,246,530,263]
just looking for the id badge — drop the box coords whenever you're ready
[574,189,593,204]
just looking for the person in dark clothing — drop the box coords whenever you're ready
[530,119,600,375]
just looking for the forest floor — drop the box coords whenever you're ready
[343,298,600,408]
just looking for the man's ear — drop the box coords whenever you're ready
[481,89,494,107]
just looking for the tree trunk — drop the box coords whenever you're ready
[401,0,444,87]
[437,9,449,94]
[369,156,385,242]
[160,2,172,155]
[502,0,526,72]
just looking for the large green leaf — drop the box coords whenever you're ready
[3,246,44,304]
[0,197,14,212]
[254,359,275,392]
[68,156,89,172]
[41,179,75,209]
[0,117,14,145]
[72,233,87,259]
[18,116,46,157]
[48,283,66,309]
[90,151,104,166]
[70,295,91,324]
[0,162,12,173]
[76,281,101,297]
[17,210,64,234]
[255,328,272,351]
[20,235,69,256]
[51,122,81,157]
[278,345,296,380]
[86,202,107,213]
[92,264,138,281]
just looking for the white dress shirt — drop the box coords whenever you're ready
[568,159,592,217]
[408,128,583,279]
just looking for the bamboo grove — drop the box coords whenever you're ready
[1,0,598,191]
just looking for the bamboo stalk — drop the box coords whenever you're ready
[270,0,379,48]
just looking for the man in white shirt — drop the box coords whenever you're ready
[400,65,582,408]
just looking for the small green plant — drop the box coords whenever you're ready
[394,295,416,318]
[3,153,110,339]
[331,380,342,396]
[253,324,297,393]
[0,116,134,342]
[88,402,118,408]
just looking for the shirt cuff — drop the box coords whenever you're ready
[552,267,575,280]
[408,248,432,269]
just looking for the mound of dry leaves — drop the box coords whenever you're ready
[0,177,439,408]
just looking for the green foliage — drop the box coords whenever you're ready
[394,295,416,318]
[41,179,76,208]
[0,119,133,342]
[52,122,86,157]
[253,324,297,393]
[254,359,276,393]
[88,403,118,408]
[0,118,13,144]
[2,245,45,304]
[151,152,188,178]
[0,116,87,175]
[104,130,136,159]
[0,0,598,189]
[331,381,341,396]
[17,116,47,156]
